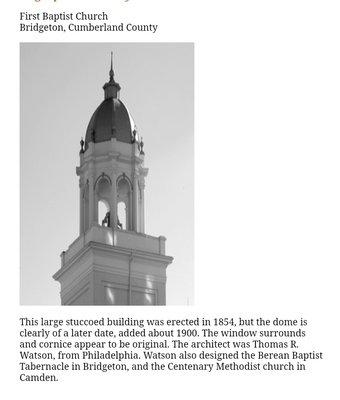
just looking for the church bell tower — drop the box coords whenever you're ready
[53,53,173,305]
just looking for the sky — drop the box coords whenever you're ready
[20,43,194,305]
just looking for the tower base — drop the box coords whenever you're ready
[53,227,173,305]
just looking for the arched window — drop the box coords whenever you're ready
[117,201,127,230]
[98,199,110,226]
[95,175,111,226]
[117,175,132,230]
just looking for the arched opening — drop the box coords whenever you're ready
[96,176,111,198]
[95,175,111,226]
[117,176,132,230]
[98,199,110,227]
[117,201,127,230]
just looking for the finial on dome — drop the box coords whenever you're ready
[132,124,138,144]
[103,51,121,99]
[140,137,145,155]
[109,51,114,81]
[80,137,84,153]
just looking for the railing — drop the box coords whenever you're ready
[61,225,166,267]
[114,229,166,255]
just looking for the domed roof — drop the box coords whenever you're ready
[85,97,133,148]
[84,53,134,149]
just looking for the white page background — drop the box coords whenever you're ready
[1,0,339,398]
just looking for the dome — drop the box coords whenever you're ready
[85,97,133,148]
[84,54,135,150]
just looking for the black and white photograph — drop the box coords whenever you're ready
[20,43,194,305]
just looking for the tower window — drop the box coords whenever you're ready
[98,200,110,227]
[117,176,132,230]
[95,175,112,227]
[96,176,111,198]
[117,201,127,230]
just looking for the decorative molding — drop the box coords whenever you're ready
[94,173,112,188]
[116,173,133,190]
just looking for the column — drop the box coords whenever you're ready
[79,179,84,234]
[110,172,117,229]
[88,168,95,227]
[140,179,145,233]
[132,175,139,232]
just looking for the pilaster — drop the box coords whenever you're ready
[88,163,95,227]
[79,178,84,234]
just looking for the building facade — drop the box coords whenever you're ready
[53,54,173,305]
